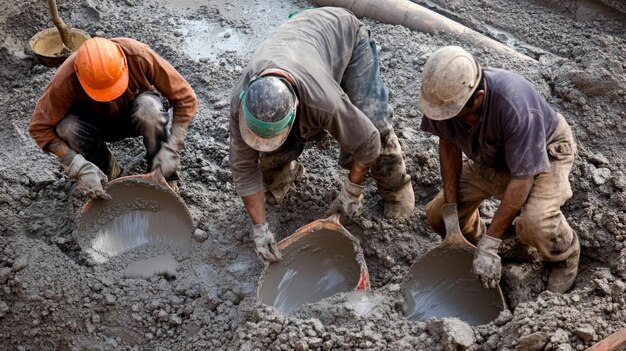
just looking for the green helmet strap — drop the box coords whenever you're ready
[240,76,297,138]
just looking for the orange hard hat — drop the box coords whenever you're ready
[74,37,129,102]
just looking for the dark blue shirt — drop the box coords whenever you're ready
[420,68,559,178]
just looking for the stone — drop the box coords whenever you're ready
[193,228,209,243]
[426,318,475,350]
[516,332,549,351]
[574,324,595,341]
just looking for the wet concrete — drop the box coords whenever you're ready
[403,246,504,326]
[75,178,193,264]
[121,253,178,279]
[175,0,301,62]
[258,228,361,314]
[179,19,248,62]
[29,27,90,66]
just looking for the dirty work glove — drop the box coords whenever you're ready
[62,152,111,200]
[472,235,502,289]
[152,123,187,179]
[328,176,364,219]
[252,223,282,265]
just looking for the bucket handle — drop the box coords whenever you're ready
[146,166,168,186]
[324,213,341,225]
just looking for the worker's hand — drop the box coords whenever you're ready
[152,123,187,179]
[64,154,111,200]
[472,234,502,289]
[252,223,282,265]
[328,176,364,219]
[152,143,180,179]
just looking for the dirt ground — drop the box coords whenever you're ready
[1,0,625,349]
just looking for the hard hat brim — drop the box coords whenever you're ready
[417,69,482,121]
[80,63,129,102]
[418,87,467,121]
[239,105,292,152]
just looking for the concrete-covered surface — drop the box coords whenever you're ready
[0,0,625,349]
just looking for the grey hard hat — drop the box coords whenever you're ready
[239,75,298,152]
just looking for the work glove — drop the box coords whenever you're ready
[62,152,111,200]
[252,223,282,265]
[152,123,187,179]
[328,176,364,219]
[472,234,502,289]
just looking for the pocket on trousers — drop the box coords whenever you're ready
[547,141,573,160]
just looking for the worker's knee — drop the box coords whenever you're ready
[517,209,576,261]
[55,113,81,141]
[516,208,545,240]
[425,199,445,237]
[131,92,168,132]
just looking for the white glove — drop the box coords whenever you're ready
[152,123,187,179]
[252,223,282,265]
[328,176,364,219]
[472,235,502,289]
[63,153,111,200]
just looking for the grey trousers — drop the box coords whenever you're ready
[55,91,171,178]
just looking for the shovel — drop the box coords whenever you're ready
[402,203,506,326]
[29,0,91,67]
[74,167,194,264]
[257,213,370,314]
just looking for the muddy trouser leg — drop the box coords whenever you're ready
[515,114,578,293]
[339,26,414,218]
[129,92,172,179]
[259,133,305,204]
[55,112,122,179]
[425,160,509,244]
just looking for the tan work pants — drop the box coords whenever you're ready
[425,114,578,262]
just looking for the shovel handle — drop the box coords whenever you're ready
[442,203,472,246]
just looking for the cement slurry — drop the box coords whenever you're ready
[403,246,504,326]
[76,179,193,264]
[258,228,361,314]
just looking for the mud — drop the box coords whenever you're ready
[258,228,362,315]
[403,246,504,326]
[1,0,625,349]
[121,253,178,279]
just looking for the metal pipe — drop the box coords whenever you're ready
[313,0,536,62]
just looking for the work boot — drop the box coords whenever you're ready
[378,175,415,219]
[371,130,414,219]
[383,180,415,219]
[263,161,306,204]
[547,245,580,294]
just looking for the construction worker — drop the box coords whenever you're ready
[229,7,415,264]
[418,46,579,293]
[29,37,198,199]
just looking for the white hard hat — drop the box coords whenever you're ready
[418,46,482,120]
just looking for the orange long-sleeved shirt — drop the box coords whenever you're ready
[29,37,198,151]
